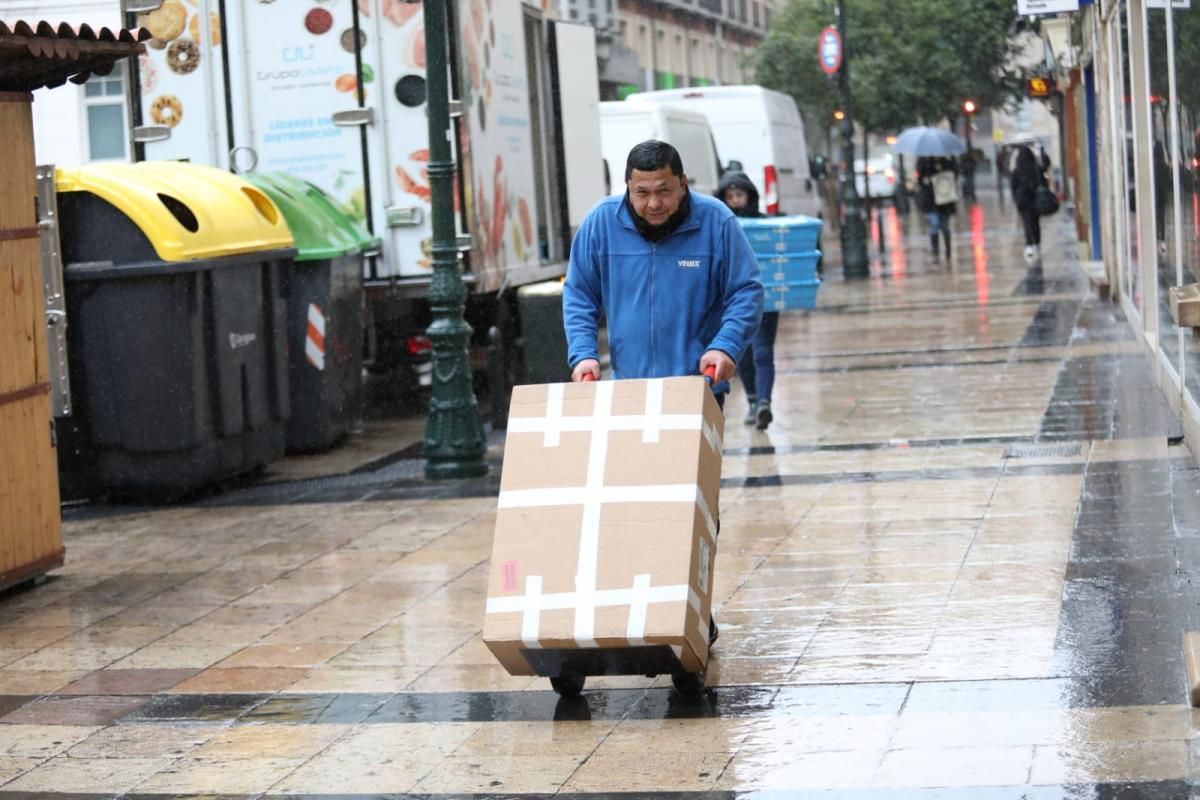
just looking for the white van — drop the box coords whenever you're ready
[598,101,723,198]
[625,86,812,216]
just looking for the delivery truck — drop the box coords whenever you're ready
[124,0,606,397]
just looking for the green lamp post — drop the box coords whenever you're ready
[423,0,488,480]
[836,0,869,279]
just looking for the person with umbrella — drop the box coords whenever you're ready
[894,127,967,263]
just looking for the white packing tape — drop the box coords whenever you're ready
[688,588,708,650]
[507,413,706,437]
[574,573,597,649]
[498,483,701,509]
[626,573,653,644]
[702,419,723,454]
[574,381,613,648]
[642,378,664,443]
[543,383,565,447]
[487,583,689,614]
[521,575,543,648]
[694,487,718,540]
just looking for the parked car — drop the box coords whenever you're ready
[855,154,897,203]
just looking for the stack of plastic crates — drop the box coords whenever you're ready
[738,216,824,311]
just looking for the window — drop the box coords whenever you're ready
[752,1,760,27]
[83,62,127,161]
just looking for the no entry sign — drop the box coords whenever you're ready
[819,26,842,76]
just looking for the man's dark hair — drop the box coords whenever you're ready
[625,140,684,181]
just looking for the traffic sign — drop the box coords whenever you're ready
[819,26,842,76]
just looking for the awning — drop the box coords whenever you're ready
[0,20,147,94]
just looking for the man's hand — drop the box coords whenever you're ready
[700,350,736,384]
[572,359,601,382]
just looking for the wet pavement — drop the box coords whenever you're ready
[3,190,1200,797]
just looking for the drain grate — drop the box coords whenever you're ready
[1004,443,1083,459]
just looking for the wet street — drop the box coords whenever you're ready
[3,190,1200,798]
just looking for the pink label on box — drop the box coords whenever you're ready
[501,560,518,592]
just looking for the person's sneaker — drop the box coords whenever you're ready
[1024,245,1037,264]
[709,616,719,646]
[742,398,757,426]
[755,400,773,431]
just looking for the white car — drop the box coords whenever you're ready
[854,155,897,203]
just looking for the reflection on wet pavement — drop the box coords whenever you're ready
[2,194,1200,797]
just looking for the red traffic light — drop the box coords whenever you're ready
[963,100,977,115]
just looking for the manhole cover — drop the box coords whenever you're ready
[1004,443,1083,459]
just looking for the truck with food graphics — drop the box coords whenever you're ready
[127,0,606,396]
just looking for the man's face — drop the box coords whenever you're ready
[627,167,688,226]
[724,187,750,210]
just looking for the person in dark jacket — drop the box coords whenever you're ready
[916,156,958,262]
[1154,141,1171,256]
[716,172,777,430]
[1011,145,1045,263]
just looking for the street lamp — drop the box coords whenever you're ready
[422,0,488,480]
[962,99,977,201]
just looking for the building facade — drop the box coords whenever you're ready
[1042,0,1200,457]
[586,0,776,100]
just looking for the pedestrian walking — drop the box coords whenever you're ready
[715,171,778,431]
[563,140,763,648]
[1154,141,1171,256]
[996,145,1010,210]
[916,156,958,262]
[1011,145,1046,263]
[563,139,763,404]
[960,148,977,202]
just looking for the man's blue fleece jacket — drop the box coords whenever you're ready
[562,192,763,389]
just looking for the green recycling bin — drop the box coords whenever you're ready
[243,172,376,454]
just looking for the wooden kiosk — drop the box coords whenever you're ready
[0,21,144,592]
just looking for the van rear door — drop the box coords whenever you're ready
[599,105,653,196]
[662,112,719,196]
[765,91,811,216]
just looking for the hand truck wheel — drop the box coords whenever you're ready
[550,673,586,698]
[671,664,708,697]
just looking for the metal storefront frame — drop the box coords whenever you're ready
[1095,0,1200,450]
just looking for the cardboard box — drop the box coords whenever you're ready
[483,377,724,676]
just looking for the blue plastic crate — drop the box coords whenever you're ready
[738,215,823,255]
[758,251,820,285]
[763,279,821,311]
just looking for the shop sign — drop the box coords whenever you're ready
[1028,76,1053,98]
[1017,0,1080,14]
